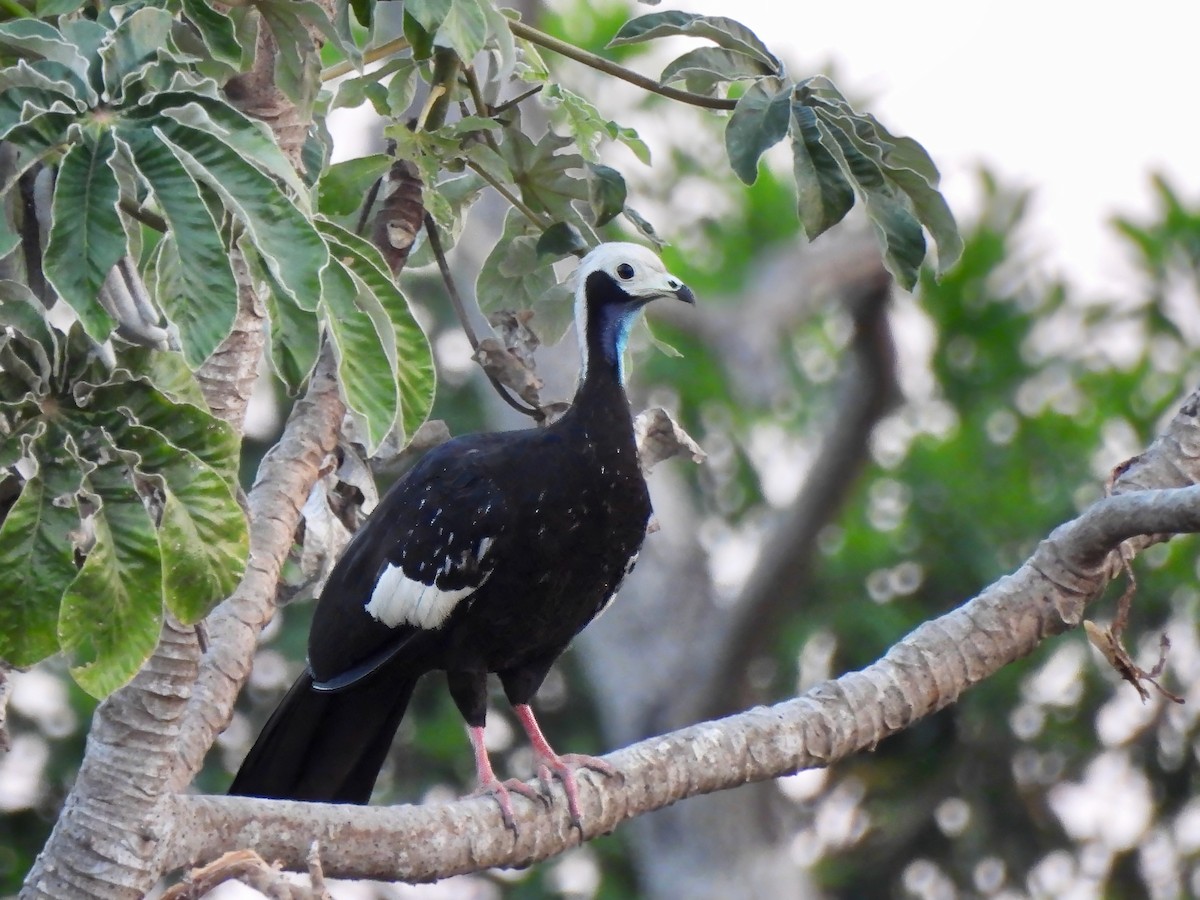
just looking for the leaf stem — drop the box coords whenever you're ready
[0,0,31,18]
[464,159,550,231]
[423,216,543,422]
[321,36,411,83]
[462,67,504,156]
[508,19,737,111]
[119,198,167,234]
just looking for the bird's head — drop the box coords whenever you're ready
[571,242,695,383]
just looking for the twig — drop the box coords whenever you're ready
[321,36,411,83]
[119,197,168,234]
[0,662,12,753]
[354,173,383,238]
[464,158,551,230]
[493,84,544,115]
[508,19,738,111]
[307,841,331,900]
[423,214,544,422]
[463,66,504,156]
[162,848,309,899]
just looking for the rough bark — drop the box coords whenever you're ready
[194,255,266,432]
[22,622,199,899]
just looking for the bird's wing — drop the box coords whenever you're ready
[307,442,510,689]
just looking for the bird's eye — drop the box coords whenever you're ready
[616,263,635,280]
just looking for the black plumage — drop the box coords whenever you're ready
[230,242,694,825]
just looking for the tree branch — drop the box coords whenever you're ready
[165,478,1200,881]
[507,19,738,111]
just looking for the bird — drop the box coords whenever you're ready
[229,241,695,828]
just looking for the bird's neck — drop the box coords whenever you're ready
[570,352,633,425]
[556,329,639,454]
[562,273,645,442]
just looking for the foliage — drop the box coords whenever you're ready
[0,289,246,696]
[0,0,981,894]
[0,0,955,701]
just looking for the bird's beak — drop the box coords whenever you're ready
[652,273,694,305]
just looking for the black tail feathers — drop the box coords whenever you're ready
[229,668,417,804]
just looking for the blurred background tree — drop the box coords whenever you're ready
[3,0,1200,898]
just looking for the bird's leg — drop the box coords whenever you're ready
[512,703,621,827]
[464,724,543,832]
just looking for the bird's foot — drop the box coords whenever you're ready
[469,776,546,833]
[533,751,623,829]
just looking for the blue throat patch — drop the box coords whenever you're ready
[598,302,645,383]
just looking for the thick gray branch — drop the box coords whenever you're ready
[165,483,1200,881]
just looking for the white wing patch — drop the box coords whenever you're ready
[364,537,495,630]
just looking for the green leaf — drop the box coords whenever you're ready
[815,115,926,289]
[480,0,516,84]
[350,0,371,27]
[789,102,854,239]
[405,0,452,35]
[44,132,125,345]
[81,374,241,491]
[60,456,163,698]
[317,154,393,217]
[152,94,310,201]
[100,7,176,103]
[0,336,44,398]
[36,0,87,16]
[501,128,587,220]
[290,0,362,71]
[0,19,91,78]
[477,208,560,323]
[320,259,399,452]
[385,57,420,115]
[180,0,243,66]
[153,121,328,310]
[537,221,587,258]
[610,11,781,72]
[59,18,107,91]
[317,219,434,440]
[586,162,626,227]
[0,59,90,109]
[244,244,320,392]
[0,280,59,382]
[0,109,76,157]
[116,345,207,409]
[436,0,488,61]
[660,47,772,96]
[119,130,237,366]
[623,206,664,248]
[124,423,246,624]
[403,10,435,61]
[541,83,647,164]
[0,450,81,667]
[724,79,790,185]
[844,110,962,272]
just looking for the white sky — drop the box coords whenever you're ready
[687,0,1200,298]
